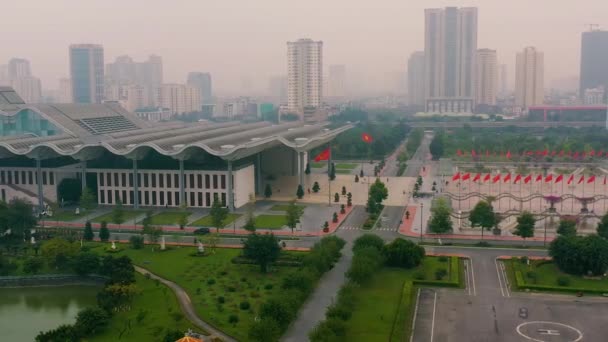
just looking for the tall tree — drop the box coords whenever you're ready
[264,184,273,198]
[83,221,94,241]
[99,221,110,242]
[597,213,608,239]
[428,197,453,233]
[285,200,304,234]
[329,163,336,181]
[6,198,37,242]
[111,200,125,229]
[557,219,577,237]
[243,233,281,273]
[296,184,304,199]
[79,187,96,219]
[514,211,535,244]
[367,178,388,215]
[210,196,229,232]
[469,200,496,239]
[429,133,444,160]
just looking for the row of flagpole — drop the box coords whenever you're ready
[456,149,608,159]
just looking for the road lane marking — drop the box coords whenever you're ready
[516,321,583,342]
[409,288,421,342]
[469,258,477,296]
[495,258,505,297]
[464,260,471,296]
[501,261,511,297]
[430,291,437,342]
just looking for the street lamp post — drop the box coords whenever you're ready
[420,202,424,242]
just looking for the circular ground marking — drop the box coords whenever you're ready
[516,321,583,342]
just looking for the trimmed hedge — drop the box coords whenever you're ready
[231,256,302,267]
[412,257,460,288]
[389,281,414,342]
[514,269,608,295]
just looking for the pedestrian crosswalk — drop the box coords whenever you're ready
[339,226,399,232]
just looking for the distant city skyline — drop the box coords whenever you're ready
[1,1,605,95]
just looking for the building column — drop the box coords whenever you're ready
[299,151,305,187]
[133,159,139,209]
[179,159,185,206]
[81,161,87,191]
[36,158,44,212]
[256,153,262,195]
[227,161,234,211]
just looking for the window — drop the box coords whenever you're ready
[122,190,127,204]
[128,173,133,187]
[197,174,202,189]
[190,174,195,188]
[159,173,164,188]
[221,193,226,207]
[144,191,149,205]
[100,190,105,203]
[115,190,120,203]
[174,174,179,188]
[7,172,12,184]
[107,173,112,186]
[213,175,218,189]
[160,191,165,206]
[14,171,19,184]
[143,174,149,187]
[122,173,126,187]
[205,174,210,188]
[0,171,5,184]
[21,171,26,185]
[28,171,33,185]
[151,174,156,188]
[167,174,172,188]
[221,175,226,189]
[49,172,54,185]
[129,191,134,204]
[137,174,141,187]
[100,172,104,186]
[190,192,195,207]
[138,191,142,204]
[152,191,157,205]
[175,191,180,206]
[42,171,47,185]
[114,173,119,187]
[198,192,203,206]
[167,192,173,206]
[107,190,113,204]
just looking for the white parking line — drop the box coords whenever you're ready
[469,258,477,296]
[430,291,437,342]
[501,262,511,297]
[409,288,421,342]
[495,258,505,297]
[464,260,471,296]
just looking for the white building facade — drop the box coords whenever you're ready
[158,84,202,115]
[475,49,498,106]
[515,46,544,109]
[287,39,323,118]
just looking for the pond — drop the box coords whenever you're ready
[0,285,100,341]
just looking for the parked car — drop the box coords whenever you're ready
[193,228,211,235]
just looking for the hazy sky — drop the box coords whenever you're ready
[2,0,607,94]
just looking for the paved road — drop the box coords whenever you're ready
[377,205,404,230]
[408,121,604,129]
[404,133,433,177]
[134,265,236,342]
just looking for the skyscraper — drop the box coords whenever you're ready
[6,58,42,103]
[407,51,425,107]
[515,47,544,109]
[69,44,104,104]
[187,72,213,104]
[579,30,608,100]
[287,38,323,118]
[58,78,72,103]
[7,58,32,80]
[475,49,497,106]
[157,84,201,115]
[424,7,478,112]
[328,65,346,98]
[497,64,508,98]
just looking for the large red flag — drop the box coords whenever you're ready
[456,149,463,156]
[577,175,585,184]
[545,174,553,183]
[314,148,330,162]
[524,174,532,184]
[492,174,501,183]
[361,133,373,143]
[573,151,580,159]
[590,150,596,157]
[483,174,491,182]
[514,174,522,184]
[587,175,596,183]
[462,173,471,181]
[473,173,481,182]
[506,150,512,159]
[471,150,476,157]
[555,174,563,183]
[566,174,574,184]
[535,174,543,182]
[604,176,607,185]
[452,172,461,181]
[542,149,548,156]
[503,174,511,182]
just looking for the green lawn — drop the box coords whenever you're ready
[145,211,191,225]
[344,257,459,341]
[47,209,89,222]
[311,162,326,168]
[335,163,357,170]
[89,273,200,341]
[86,244,304,341]
[91,210,144,223]
[507,259,608,293]
[190,213,241,227]
[269,204,305,212]
[254,215,287,229]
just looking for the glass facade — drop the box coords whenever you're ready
[0,109,62,137]
[70,45,104,104]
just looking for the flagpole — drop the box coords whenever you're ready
[561,179,564,212]
[571,177,574,213]
[593,175,596,212]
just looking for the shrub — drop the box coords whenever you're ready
[557,276,571,287]
[332,212,338,223]
[264,284,273,290]
[219,270,228,276]
[353,234,385,253]
[229,314,239,325]
[347,247,383,284]
[227,286,236,292]
[438,256,448,262]
[435,268,448,280]
[383,238,425,268]
[241,277,247,282]
[240,301,251,310]
[414,271,426,280]
[129,235,144,249]
[207,278,216,285]
[74,307,110,335]
[520,256,529,264]
[217,296,225,304]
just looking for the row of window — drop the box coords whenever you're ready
[98,171,227,190]
[0,170,55,186]
[98,189,227,208]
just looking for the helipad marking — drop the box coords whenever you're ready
[516,321,583,342]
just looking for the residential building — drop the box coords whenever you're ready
[125,84,150,112]
[328,65,346,98]
[584,87,605,105]
[0,65,8,85]
[11,77,42,103]
[105,54,162,108]
[407,51,425,107]
[187,72,213,104]
[287,38,323,119]
[216,97,258,119]
[134,107,173,122]
[7,58,31,80]
[498,64,508,98]
[58,78,72,103]
[515,47,544,109]
[475,49,498,106]
[579,30,608,101]
[157,84,201,115]
[69,44,104,104]
[424,7,478,113]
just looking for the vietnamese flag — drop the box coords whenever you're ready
[524,174,532,184]
[456,149,463,156]
[314,148,330,162]
[452,172,461,181]
[590,150,595,157]
[555,174,563,183]
[587,175,596,183]
[535,174,543,182]
[545,174,553,183]
[567,174,574,184]
[542,149,548,156]
[471,150,477,157]
[492,174,501,183]
[462,173,471,181]
[473,173,481,182]
[361,133,373,143]
[483,174,491,182]
[503,174,511,183]
[577,175,585,184]
[573,151,579,159]
[514,174,522,184]
[506,150,512,159]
